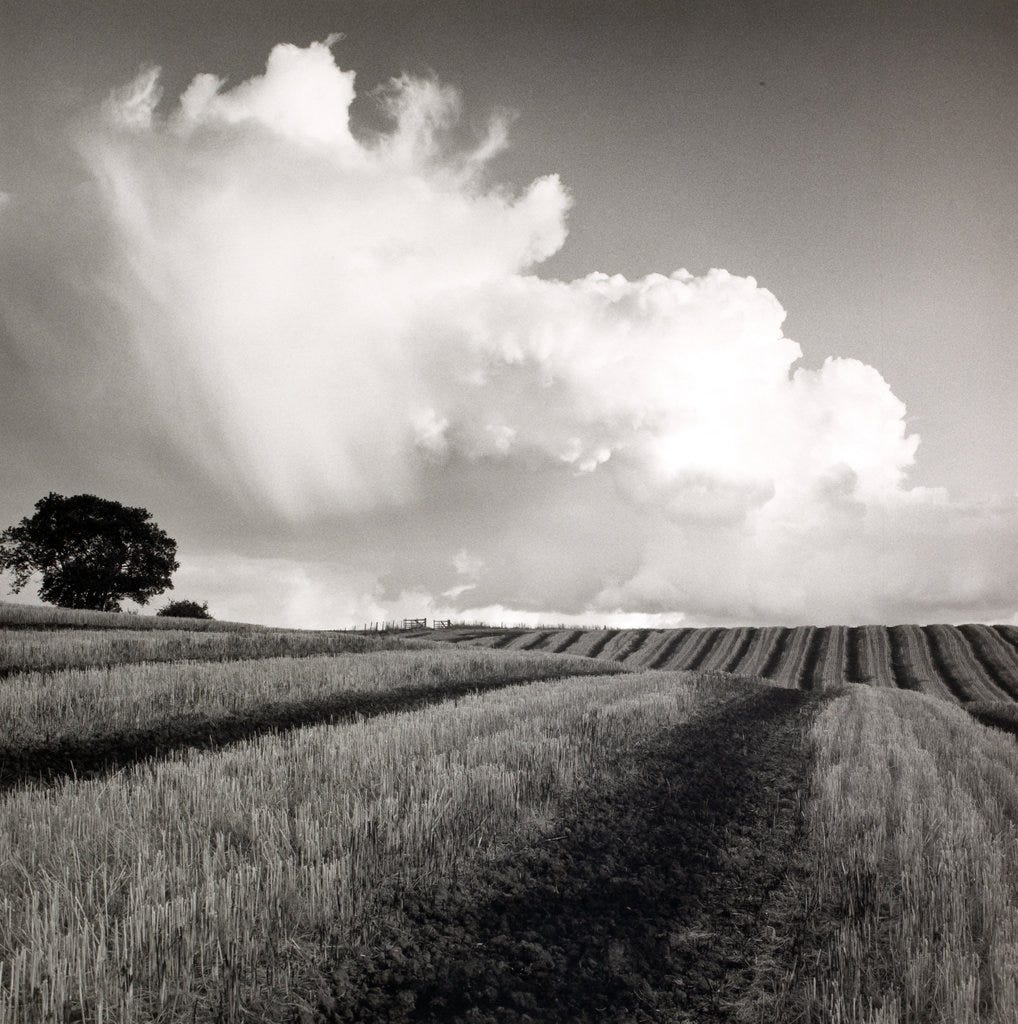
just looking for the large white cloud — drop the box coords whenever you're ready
[2,39,1015,626]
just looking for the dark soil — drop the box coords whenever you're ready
[520,631,557,651]
[887,626,924,692]
[967,702,1018,738]
[313,685,819,1024]
[585,630,620,658]
[646,629,692,670]
[0,671,601,793]
[491,632,528,650]
[844,626,865,683]
[720,629,755,674]
[796,628,824,691]
[682,627,724,672]
[921,625,974,703]
[614,629,654,662]
[551,630,585,654]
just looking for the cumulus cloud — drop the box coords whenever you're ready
[1,38,1015,626]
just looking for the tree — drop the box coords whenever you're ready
[157,598,212,619]
[0,493,179,611]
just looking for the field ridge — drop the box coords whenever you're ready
[432,623,1018,706]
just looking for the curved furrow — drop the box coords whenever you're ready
[760,627,791,680]
[996,624,1018,653]
[887,625,957,701]
[957,624,1018,700]
[614,629,655,663]
[519,631,557,652]
[625,631,673,668]
[763,627,814,687]
[490,632,524,650]
[720,627,759,675]
[697,629,743,673]
[923,625,1003,702]
[796,627,825,691]
[683,627,725,672]
[646,628,694,669]
[735,627,783,678]
[844,626,866,683]
[816,627,847,689]
[548,630,585,655]
[860,626,896,687]
[583,629,621,659]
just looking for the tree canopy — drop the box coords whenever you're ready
[157,599,212,619]
[0,493,179,611]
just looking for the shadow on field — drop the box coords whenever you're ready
[0,675,589,792]
[314,686,820,1024]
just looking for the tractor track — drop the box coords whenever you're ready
[314,684,821,1024]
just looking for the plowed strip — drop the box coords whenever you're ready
[766,627,814,687]
[720,627,758,674]
[737,627,784,678]
[796,627,824,690]
[655,628,713,670]
[489,632,523,649]
[517,631,556,651]
[860,626,896,687]
[648,628,694,669]
[593,630,636,660]
[845,626,865,683]
[815,626,846,689]
[888,625,955,701]
[316,686,817,1024]
[690,627,730,672]
[923,625,1003,702]
[958,624,1018,700]
[583,629,620,658]
[761,627,791,679]
[623,630,669,668]
[682,627,725,672]
[614,628,654,662]
[549,630,584,654]
[996,625,1018,652]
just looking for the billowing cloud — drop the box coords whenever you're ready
[1,39,1015,627]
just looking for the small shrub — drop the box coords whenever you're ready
[157,599,212,619]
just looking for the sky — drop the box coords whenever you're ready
[0,0,1016,628]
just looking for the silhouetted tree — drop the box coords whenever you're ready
[0,493,179,611]
[157,598,212,619]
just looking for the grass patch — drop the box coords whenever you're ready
[0,669,718,1024]
[756,686,1018,1023]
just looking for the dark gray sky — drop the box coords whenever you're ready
[5,0,1015,496]
[1,1,1016,626]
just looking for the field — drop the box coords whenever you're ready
[437,623,1018,704]
[0,601,274,632]
[2,605,1018,1022]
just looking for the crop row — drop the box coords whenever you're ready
[446,624,1018,702]
[0,669,734,1024]
[0,628,431,678]
[773,685,1018,1021]
[0,649,621,777]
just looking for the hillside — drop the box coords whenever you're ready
[2,613,1018,1022]
[433,623,1018,702]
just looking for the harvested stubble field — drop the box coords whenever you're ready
[0,601,271,632]
[2,610,1018,1023]
[0,627,433,677]
[0,648,618,790]
[436,622,1018,704]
